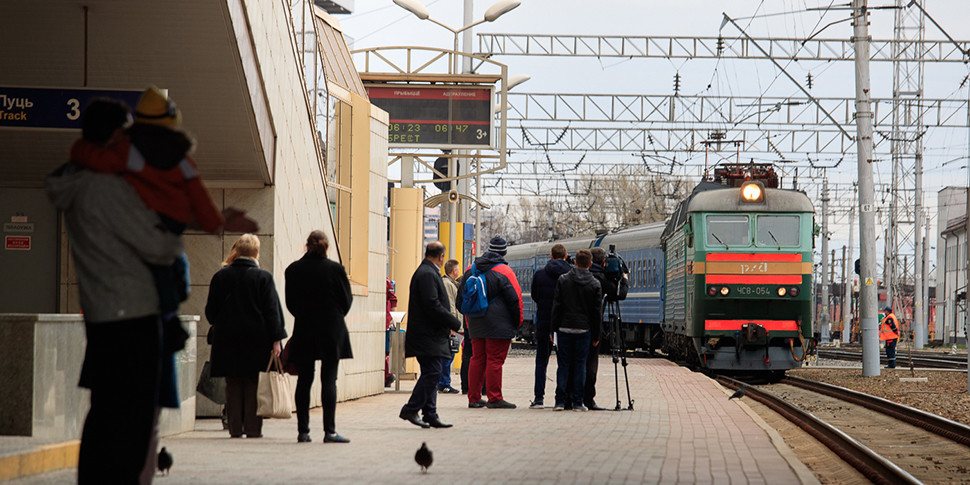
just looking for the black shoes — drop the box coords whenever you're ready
[400,411,431,428]
[324,433,350,443]
[468,399,487,408]
[424,416,453,428]
[438,386,460,394]
[297,432,311,443]
[485,399,516,409]
[587,403,607,411]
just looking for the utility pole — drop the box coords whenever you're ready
[918,210,930,347]
[820,178,831,344]
[841,245,848,342]
[854,0,881,376]
[843,184,856,343]
[914,153,925,348]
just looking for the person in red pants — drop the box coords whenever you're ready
[457,236,523,409]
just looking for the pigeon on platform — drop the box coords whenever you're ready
[728,385,746,400]
[157,447,173,476]
[414,442,433,473]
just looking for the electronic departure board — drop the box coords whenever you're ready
[366,84,494,149]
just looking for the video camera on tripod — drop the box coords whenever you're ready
[602,244,633,410]
[603,244,629,302]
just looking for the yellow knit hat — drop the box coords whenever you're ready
[134,86,181,128]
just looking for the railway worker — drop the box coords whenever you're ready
[550,249,603,412]
[457,235,523,409]
[529,243,571,409]
[879,306,900,369]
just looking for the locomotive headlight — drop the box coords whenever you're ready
[719,286,730,296]
[777,287,787,297]
[740,181,765,203]
[789,286,800,297]
[708,286,718,296]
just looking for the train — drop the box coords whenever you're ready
[504,163,816,375]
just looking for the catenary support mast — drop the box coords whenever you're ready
[854,0,880,376]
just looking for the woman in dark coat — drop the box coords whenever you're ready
[284,230,353,444]
[205,234,287,438]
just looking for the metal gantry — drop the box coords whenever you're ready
[476,33,970,62]
[889,0,927,346]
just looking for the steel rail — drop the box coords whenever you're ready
[718,376,921,485]
[783,375,970,447]
[817,349,968,369]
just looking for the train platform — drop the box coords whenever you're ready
[3,355,817,484]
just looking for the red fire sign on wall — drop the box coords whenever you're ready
[5,236,30,250]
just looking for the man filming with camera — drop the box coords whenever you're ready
[582,246,629,410]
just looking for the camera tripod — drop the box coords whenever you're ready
[606,299,634,410]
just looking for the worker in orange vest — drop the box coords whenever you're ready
[879,306,900,369]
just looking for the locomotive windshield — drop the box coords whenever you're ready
[706,215,749,247]
[755,215,800,247]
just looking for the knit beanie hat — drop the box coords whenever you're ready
[134,86,181,128]
[488,236,508,256]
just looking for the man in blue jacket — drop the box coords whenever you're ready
[457,236,523,409]
[529,243,570,408]
[400,241,462,428]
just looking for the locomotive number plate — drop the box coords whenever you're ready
[734,285,773,296]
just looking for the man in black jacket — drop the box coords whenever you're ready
[551,249,602,412]
[581,247,611,410]
[400,241,462,428]
[529,243,570,408]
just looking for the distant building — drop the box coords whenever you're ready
[425,206,440,246]
[936,187,967,345]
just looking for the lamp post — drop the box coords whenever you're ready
[394,0,521,262]
[394,0,521,75]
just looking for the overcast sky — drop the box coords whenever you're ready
[337,0,970,271]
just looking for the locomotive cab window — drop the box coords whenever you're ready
[706,215,750,247]
[756,215,800,246]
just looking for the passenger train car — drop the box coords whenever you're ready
[506,223,667,354]
[504,163,815,374]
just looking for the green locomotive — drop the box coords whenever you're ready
[661,164,816,376]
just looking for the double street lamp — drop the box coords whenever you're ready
[393,0,521,74]
[394,0,522,261]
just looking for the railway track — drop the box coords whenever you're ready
[818,348,969,369]
[718,375,970,484]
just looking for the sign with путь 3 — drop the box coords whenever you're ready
[3,223,34,233]
[0,86,143,130]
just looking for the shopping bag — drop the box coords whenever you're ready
[196,360,226,405]
[256,355,293,419]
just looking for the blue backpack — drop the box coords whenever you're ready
[461,265,489,317]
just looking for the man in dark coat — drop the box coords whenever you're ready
[529,243,570,408]
[205,234,287,438]
[457,236,523,409]
[581,247,610,410]
[285,230,353,443]
[400,241,462,428]
[551,249,602,411]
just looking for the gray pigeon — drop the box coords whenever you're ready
[728,385,746,400]
[414,442,433,473]
[157,446,173,475]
